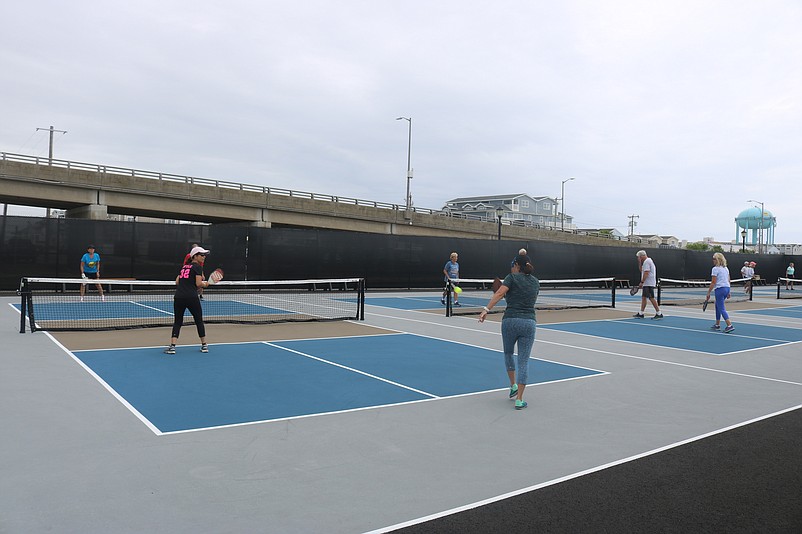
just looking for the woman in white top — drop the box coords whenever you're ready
[706,252,734,333]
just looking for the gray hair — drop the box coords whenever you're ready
[636,250,647,258]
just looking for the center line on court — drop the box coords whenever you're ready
[262,341,439,398]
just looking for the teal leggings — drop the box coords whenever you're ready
[501,318,536,384]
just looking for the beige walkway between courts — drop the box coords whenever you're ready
[1,290,800,533]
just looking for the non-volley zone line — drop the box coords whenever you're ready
[69,333,603,434]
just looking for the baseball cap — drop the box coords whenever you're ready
[189,246,210,257]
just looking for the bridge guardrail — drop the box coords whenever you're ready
[2,151,634,241]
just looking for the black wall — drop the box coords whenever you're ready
[0,215,794,290]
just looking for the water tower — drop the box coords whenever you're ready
[735,206,775,253]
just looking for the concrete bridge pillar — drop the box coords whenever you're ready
[66,204,108,220]
[253,208,272,228]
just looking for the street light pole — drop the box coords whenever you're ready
[496,205,504,241]
[560,177,575,232]
[741,229,747,253]
[748,199,764,254]
[396,117,412,217]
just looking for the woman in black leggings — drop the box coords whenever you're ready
[164,246,213,354]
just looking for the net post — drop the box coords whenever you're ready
[444,280,452,317]
[748,278,753,301]
[657,279,662,305]
[24,279,37,333]
[359,278,365,320]
[610,278,616,308]
[777,279,781,299]
[18,278,28,333]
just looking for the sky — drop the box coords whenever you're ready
[2,1,801,244]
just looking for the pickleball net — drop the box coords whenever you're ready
[445,277,618,316]
[657,277,752,306]
[18,277,365,332]
[777,278,800,299]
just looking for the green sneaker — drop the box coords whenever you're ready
[515,400,528,410]
[508,384,518,399]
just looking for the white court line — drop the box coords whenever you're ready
[130,301,174,315]
[262,341,439,398]
[535,338,802,387]
[364,404,802,534]
[365,310,802,384]
[613,318,800,344]
[43,331,164,436]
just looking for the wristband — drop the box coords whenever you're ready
[483,306,490,312]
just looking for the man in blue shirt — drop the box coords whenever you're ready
[442,252,460,306]
[80,244,104,301]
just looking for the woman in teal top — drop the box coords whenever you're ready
[479,253,540,410]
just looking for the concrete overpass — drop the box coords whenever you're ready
[0,152,633,247]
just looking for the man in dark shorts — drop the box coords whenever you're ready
[635,250,663,319]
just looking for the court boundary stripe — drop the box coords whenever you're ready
[538,323,784,356]
[43,331,164,436]
[536,338,802,386]
[610,319,801,343]
[363,404,802,534]
[366,310,801,385]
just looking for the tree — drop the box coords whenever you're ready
[685,242,709,251]
[711,245,725,253]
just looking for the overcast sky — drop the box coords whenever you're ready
[3,1,801,244]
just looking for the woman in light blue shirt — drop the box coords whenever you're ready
[706,252,734,333]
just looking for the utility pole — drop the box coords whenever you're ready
[36,125,67,217]
[36,125,67,165]
[395,117,413,219]
[627,214,639,238]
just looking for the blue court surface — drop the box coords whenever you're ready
[540,316,802,354]
[741,305,802,319]
[72,333,604,434]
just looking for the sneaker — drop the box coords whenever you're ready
[633,313,644,318]
[509,384,519,399]
[723,325,735,333]
[652,313,664,320]
[710,324,720,330]
[200,343,209,353]
[164,345,176,355]
[453,302,461,307]
[515,400,528,410]
[101,295,106,302]
[80,297,84,302]
[441,298,446,305]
